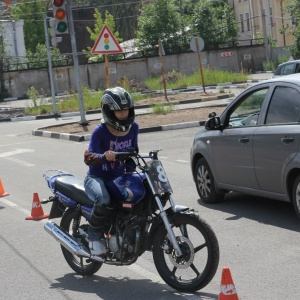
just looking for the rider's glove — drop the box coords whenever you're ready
[84,150,102,167]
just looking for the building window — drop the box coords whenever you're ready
[240,14,244,32]
[245,13,250,31]
[270,7,273,27]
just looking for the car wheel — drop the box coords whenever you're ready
[292,175,300,220]
[194,158,225,203]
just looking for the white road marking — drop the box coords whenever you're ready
[0,148,35,166]
[5,157,35,167]
[176,159,189,163]
[0,148,34,157]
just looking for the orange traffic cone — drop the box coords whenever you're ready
[218,267,239,300]
[0,179,9,197]
[26,193,49,220]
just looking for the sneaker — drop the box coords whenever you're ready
[89,238,107,256]
[88,226,107,256]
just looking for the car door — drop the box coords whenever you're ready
[211,88,269,189]
[253,84,300,194]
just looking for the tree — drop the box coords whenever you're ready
[190,0,238,49]
[0,3,10,100]
[9,0,48,53]
[137,0,184,55]
[285,0,300,58]
[100,0,142,40]
[85,9,122,62]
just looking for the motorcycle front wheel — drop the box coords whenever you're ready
[60,208,103,275]
[153,214,219,292]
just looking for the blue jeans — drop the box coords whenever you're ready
[84,175,111,206]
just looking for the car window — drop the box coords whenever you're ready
[265,86,300,124]
[280,64,294,75]
[296,64,300,73]
[228,88,268,127]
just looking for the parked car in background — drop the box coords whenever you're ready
[190,74,300,220]
[273,60,300,77]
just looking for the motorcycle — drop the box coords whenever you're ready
[42,149,219,292]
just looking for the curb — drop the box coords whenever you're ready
[32,121,207,142]
[2,93,234,123]
[31,97,231,142]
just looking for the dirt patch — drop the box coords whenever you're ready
[39,91,230,135]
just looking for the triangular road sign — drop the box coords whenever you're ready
[91,25,123,54]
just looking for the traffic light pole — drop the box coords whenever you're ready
[43,15,58,115]
[66,0,88,125]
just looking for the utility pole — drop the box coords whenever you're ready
[259,0,270,61]
[66,0,88,125]
[43,15,58,115]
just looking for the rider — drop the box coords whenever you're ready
[83,86,139,256]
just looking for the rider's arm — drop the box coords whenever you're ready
[84,150,105,166]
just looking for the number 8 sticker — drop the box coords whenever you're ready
[157,165,168,182]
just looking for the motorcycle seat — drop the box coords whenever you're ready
[55,176,94,206]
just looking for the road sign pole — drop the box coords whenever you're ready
[195,37,206,93]
[105,54,109,88]
[158,39,168,101]
[43,15,58,115]
[66,0,88,125]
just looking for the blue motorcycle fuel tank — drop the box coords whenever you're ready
[106,173,146,204]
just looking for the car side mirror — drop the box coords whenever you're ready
[205,116,221,130]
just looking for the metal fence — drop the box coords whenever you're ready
[1,38,265,72]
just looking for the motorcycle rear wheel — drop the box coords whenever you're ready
[60,208,103,275]
[153,214,219,292]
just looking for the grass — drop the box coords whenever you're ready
[151,103,174,114]
[24,68,249,116]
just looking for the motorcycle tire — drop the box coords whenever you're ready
[153,214,219,292]
[60,208,103,275]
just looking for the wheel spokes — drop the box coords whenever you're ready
[194,242,207,253]
[190,263,200,276]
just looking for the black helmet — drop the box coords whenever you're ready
[101,87,135,131]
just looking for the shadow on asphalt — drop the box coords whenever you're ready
[197,192,300,232]
[50,273,218,299]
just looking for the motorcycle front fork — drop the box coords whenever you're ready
[154,195,183,257]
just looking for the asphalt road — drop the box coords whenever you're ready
[1,116,300,299]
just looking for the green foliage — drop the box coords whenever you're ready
[285,0,300,58]
[85,9,122,62]
[190,0,238,48]
[255,30,276,47]
[137,0,186,54]
[23,70,249,116]
[10,0,47,53]
[25,43,67,68]
[145,68,248,90]
[26,86,48,114]
[262,56,290,71]
[151,103,174,115]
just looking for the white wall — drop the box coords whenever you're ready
[0,19,25,57]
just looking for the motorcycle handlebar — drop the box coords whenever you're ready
[104,149,163,161]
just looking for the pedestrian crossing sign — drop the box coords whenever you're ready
[91,25,123,54]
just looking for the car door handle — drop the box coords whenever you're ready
[239,137,249,144]
[281,137,294,144]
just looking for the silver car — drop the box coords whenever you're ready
[190,74,300,219]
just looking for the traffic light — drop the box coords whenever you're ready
[52,0,68,34]
[49,18,62,47]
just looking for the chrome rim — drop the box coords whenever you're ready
[196,165,211,198]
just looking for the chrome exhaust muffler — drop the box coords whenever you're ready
[44,221,105,262]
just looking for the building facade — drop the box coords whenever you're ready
[228,0,294,47]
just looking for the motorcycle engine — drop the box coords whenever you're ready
[108,234,123,254]
[108,230,136,259]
